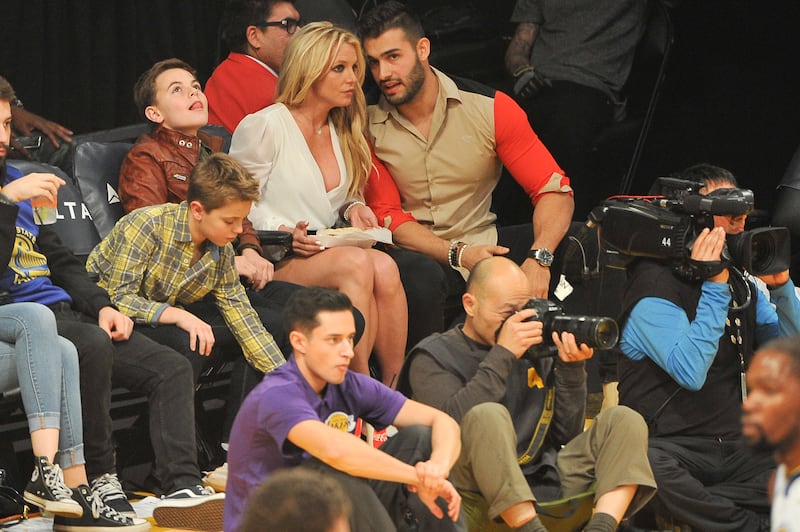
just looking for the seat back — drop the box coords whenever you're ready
[8,161,101,258]
[71,141,133,239]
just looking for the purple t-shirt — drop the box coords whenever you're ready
[223,356,407,531]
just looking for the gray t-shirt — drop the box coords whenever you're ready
[511,0,647,99]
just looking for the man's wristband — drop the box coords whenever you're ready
[238,243,262,255]
[457,242,469,269]
[448,240,465,269]
[512,65,534,78]
[0,192,16,207]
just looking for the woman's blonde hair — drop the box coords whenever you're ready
[277,21,372,198]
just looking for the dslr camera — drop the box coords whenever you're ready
[589,178,790,279]
[501,299,619,360]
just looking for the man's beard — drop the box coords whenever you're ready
[383,58,426,106]
[743,426,777,455]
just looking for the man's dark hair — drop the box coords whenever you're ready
[757,336,800,379]
[356,0,424,43]
[133,58,197,119]
[676,163,739,188]
[220,0,296,53]
[0,76,16,103]
[283,287,353,335]
[239,468,351,532]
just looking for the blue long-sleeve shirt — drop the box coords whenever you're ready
[621,277,800,391]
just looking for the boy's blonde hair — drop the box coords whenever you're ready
[276,22,372,198]
[133,58,197,121]
[188,153,259,211]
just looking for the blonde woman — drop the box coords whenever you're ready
[230,22,406,386]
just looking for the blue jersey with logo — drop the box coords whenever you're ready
[1,165,72,306]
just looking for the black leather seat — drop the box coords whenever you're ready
[71,141,133,239]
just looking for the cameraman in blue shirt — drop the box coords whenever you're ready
[618,164,800,530]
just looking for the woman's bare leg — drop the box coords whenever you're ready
[366,250,407,387]
[274,247,378,377]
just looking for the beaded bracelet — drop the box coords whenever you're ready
[343,200,366,223]
[456,242,469,269]
[448,240,462,269]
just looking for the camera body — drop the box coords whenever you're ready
[591,178,790,277]
[507,299,619,360]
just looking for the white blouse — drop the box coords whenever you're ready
[230,103,348,231]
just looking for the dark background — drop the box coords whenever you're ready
[2,0,799,215]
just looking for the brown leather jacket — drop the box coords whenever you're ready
[118,124,261,252]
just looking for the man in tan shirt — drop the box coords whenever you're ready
[358,1,574,337]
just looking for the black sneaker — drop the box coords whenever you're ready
[23,456,83,517]
[90,473,135,518]
[152,485,225,531]
[53,485,150,531]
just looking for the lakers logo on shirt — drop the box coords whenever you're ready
[324,411,356,433]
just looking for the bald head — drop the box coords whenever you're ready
[461,257,532,346]
[466,257,530,300]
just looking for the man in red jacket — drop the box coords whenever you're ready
[205,0,300,133]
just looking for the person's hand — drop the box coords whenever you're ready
[414,460,448,493]
[496,308,543,358]
[459,244,510,271]
[97,307,134,342]
[1,172,64,203]
[11,106,73,148]
[409,479,462,522]
[520,259,551,299]
[348,204,379,229]
[758,269,790,288]
[235,248,275,290]
[174,309,215,355]
[552,331,593,364]
[512,67,552,100]
[281,221,323,257]
[690,226,728,283]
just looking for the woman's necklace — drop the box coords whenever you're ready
[295,110,325,136]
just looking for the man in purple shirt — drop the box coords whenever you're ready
[225,287,465,532]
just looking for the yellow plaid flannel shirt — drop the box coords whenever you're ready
[86,202,284,374]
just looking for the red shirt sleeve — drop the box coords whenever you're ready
[364,142,417,231]
[493,90,571,205]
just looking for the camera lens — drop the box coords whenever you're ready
[550,315,619,350]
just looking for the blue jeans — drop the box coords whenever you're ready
[0,302,84,469]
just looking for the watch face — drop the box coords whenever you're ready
[531,248,553,266]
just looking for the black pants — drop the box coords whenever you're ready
[646,435,773,531]
[52,304,200,492]
[300,426,466,532]
[134,280,365,437]
[522,80,614,221]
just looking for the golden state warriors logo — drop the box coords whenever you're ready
[324,411,356,433]
[10,228,50,284]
